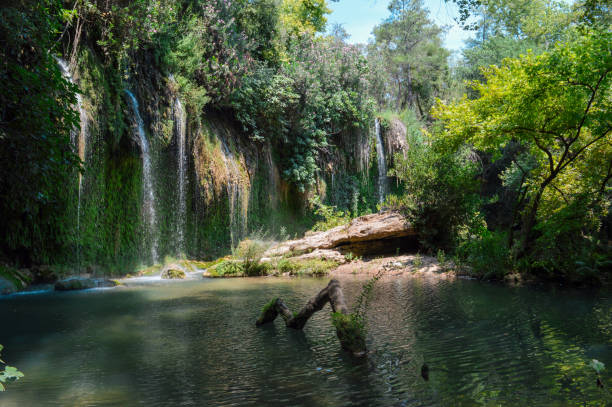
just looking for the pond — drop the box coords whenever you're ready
[0,275,611,406]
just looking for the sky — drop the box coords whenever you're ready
[326,0,473,53]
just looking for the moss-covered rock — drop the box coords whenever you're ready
[161,268,186,279]
[55,278,97,291]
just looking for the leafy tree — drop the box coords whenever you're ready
[453,0,576,88]
[232,34,374,191]
[369,0,449,118]
[387,130,480,252]
[280,0,333,37]
[434,31,611,270]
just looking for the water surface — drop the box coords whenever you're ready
[1,276,611,406]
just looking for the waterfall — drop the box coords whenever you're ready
[375,118,388,203]
[55,57,89,269]
[219,139,246,248]
[124,90,158,264]
[172,97,187,256]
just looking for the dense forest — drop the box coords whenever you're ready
[0,0,610,285]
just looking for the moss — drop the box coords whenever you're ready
[161,268,186,279]
[0,266,27,290]
[275,259,337,276]
[262,297,279,314]
[256,297,280,326]
[331,312,366,355]
[208,260,244,277]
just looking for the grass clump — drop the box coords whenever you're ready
[275,259,337,276]
[234,238,271,276]
[207,260,244,277]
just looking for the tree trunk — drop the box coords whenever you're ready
[255,279,366,356]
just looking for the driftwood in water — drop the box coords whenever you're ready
[255,279,366,356]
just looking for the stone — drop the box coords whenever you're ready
[0,276,17,295]
[264,211,417,257]
[55,278,97,291]
[161,268,186,279]
[54,278,118,291]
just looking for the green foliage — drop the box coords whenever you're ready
[412,254,423,268]
[275,258,336,276]
[0,0,81,264]
[352,271,382,329]
[0,344,24,391]
[0,266,30,291]
[369,0,449,117]
[344,252,360,263]
[589,359,605,374]
[456,230,513,279]
[310,196,351,232]
[234,238,271,276]
[209,260,244,277]
[232,34,375,191]
[387,131,480,252]
[435,30,612,278]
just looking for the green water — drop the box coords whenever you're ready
[0,276,611,406]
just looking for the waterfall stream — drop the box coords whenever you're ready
[375,118,388,203]
[125,90,158,264]
[219,139,246,248]
[173,97,187,256]
[56,57,89,269]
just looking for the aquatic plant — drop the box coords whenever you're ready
[0,345,24,391]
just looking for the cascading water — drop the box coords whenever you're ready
[56,57,89,269]
[172,96,187,256]
[219,139,246,248]
[124,90,158,264]
[375,118,388,203]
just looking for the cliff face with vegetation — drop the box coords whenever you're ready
[0,0,405,273]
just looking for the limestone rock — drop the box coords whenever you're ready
[264,211,416,257]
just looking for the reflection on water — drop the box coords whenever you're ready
[0,276,611,406]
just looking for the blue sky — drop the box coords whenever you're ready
[326,0,473,52]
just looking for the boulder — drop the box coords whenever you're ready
[264,211,417,257]
[161,267,186,279]
[0,276,17,295]
[292,249,347,264]
[54,278,118,291]
[31,265,58,284]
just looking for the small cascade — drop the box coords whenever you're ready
[375,118,388,203]
[172,97,187,256]
[124,90,159,264]
[56,57,89,269]
[219,139,247,248]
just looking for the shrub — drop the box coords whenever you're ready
[310,195,352,232]
[387,134,480,252]
[456,230,512,279]
[234,238,272,276]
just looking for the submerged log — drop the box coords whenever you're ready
[256,279,366,356]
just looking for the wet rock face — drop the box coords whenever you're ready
[264,211,418,257]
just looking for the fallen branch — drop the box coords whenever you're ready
[255,279,366,356]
